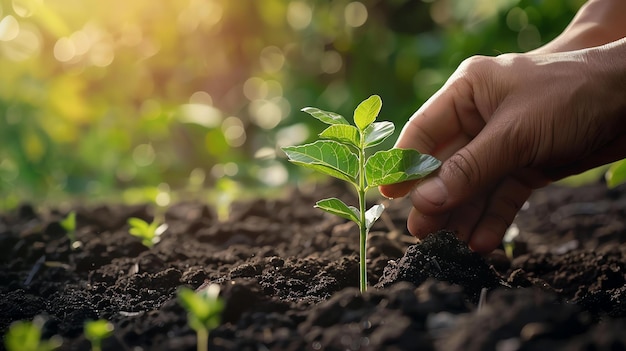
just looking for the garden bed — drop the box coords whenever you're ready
[1,179,626,350]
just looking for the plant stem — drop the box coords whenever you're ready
[197,329,208,351]
[358,139,368,293]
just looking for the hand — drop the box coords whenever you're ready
[379,40,626,254]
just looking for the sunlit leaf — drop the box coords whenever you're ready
[178,285,224,332]
[319,125,360,148]
[365,148,441,187]
[354,95,382,131]
[282,140,358,183]
[301,107,350,125]
[84,320,114,341]
[365,204,385,230]
[60,211,76,233]
[315,198,359,223]
[606,159,626,188]
[363,121,394,148]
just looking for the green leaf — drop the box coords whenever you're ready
[5,319,62,351]
[282,140,358,183]
[354,95,382,131]
[606,159,626,188]
[301,107,350,125]
[315,198,359,223]
[84,320,113,341]
[178,285,224,332]
[319,125,360,148]
[365,148,441,187]
[60,211,76,233]
[365,204,385,230]
[363,121,394,148]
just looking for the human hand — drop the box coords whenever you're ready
[379,40,626,254]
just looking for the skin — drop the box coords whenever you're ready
[379,0,626,254]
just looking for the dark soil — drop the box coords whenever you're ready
[1,179,626,350]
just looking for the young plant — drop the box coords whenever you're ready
[283,95,441,292]
[127,217,166,248]
[606,159,626,188]
[4,317,62,351]
[60,211,79,249]
[84,319,114,351]
[177,284,224,351]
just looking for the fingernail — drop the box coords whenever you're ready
[415,177,447,206]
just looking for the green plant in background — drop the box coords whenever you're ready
[178,284,224,351]
[84,319,114,351]
[4,317,62,351]
[60,211,79,249]
[282,95,441,292]
[127,217,166,248]
[606,160,626,188]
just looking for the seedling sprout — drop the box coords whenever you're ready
[4,316,62,351]
[84,319,114,351]
[283,95,441,292]
[178,284,224,351]
[127,217,167,248]
[60,211,81,249]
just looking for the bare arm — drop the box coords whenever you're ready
[533,0,626,53]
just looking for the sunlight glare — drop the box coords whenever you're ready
[0,15,19,41]
[133,143,156,167]
[320,50,342,74]
[344,2,368,28]
[12,0,39,18]
[222,116,246,147]
[260,46,285,73]
[287,1,312,30]
[2,22,41,61]
[257,162,288,187]
[54,37,75,62]
[243,77,269,100]
[276,123,309,148]
[249,99,282,130]
[190,91,213,105]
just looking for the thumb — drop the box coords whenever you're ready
[409,124,522,215]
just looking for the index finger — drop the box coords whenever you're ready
[379,75,485,198]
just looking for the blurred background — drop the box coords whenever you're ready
[0,0,584,208]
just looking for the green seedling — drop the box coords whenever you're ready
[127,217,167,248]
[60,211,80,249]
[84,319,114,351]
[178,284,224,351]
[503,223,520,260]
[5,317,62,351]
[282,95,441,292]
[606,159,626,188]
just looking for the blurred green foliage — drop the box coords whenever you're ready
[0,0,584,207]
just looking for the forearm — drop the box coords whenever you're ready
[533,0,626,53]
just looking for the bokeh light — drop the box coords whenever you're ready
[0,0,584,205]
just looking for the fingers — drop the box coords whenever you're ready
[406,175,532,254]
[468,176,532,253]
[409,119,523,216]
[406,207,450,239]
[378,72,483,199]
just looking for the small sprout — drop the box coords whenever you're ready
[283,95,441,292]
[127,217,167,248]
[606,159,626,188]
[178,284,224,351]
[4,316,62,351]
[503,224,520,260]
[60,211,81,249]
[84,319,114,351]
